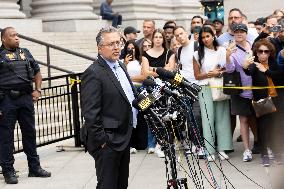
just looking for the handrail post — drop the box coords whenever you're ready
[46,46,51,87]
[70,74,81,147]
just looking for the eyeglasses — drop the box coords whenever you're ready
[101,41,122,49]
[229,16,241,20]
[257,49,270,54]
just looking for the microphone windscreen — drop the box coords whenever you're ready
[138,94,146,101]
[142,79,156,87]
[132,99,140,109]
[156,67,175,79]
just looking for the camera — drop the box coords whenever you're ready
[269,25,282,33]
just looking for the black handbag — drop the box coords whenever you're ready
[223,71,242,95]
[252,96,277,118]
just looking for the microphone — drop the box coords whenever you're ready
[156,67,201,92]
[142,78,179,97]
[132,98,140,110]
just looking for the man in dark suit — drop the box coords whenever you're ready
[81,26,137,189]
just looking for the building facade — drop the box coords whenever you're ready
[0,0,204,32]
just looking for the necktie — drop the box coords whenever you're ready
[113,62,137,128]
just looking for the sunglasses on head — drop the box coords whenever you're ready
[257,49,270,54]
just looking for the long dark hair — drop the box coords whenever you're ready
[197,26,219,65]
[122,40,140,61]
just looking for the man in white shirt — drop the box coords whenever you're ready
[174,26,197,84]
[174,26,204,157]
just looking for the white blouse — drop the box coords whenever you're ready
[193,46,226,85]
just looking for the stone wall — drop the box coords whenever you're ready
[224,0,283,24]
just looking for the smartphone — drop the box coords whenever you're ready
[126,49,133,61]
[269,25,282,33]
[228,40,237,51]
[193,26,202,34]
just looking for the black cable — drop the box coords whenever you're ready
[200,92,265,189]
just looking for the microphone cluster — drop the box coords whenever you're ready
[132,68,203,188]
[132,68,201,111]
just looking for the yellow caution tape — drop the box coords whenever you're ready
[209,86,284,90]
[69,78,81,88]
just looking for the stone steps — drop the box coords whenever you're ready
[19,31,99,75]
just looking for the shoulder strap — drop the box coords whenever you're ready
[164,49,169,65]
[194,41,199,51]
[177,46,182,61]
[236,44,247,53]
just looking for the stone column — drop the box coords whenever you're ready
[0,0,43,33]
[30,0,102,32]
[93,0,202,32]
[0,0,26,18]
[173,0,204,31]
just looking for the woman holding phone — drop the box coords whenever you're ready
[243,39,284,166]
[122,40,147,154]
[193,26,232,162]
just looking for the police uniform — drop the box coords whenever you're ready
[0,46,41,175]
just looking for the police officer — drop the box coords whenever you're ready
[0,27,51,184]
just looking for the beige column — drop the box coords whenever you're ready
[0,0,26,18]
[30,0,104,31]
[173,0,203,31]
[31,0,99,21]
[0,0,43,33]
[95,0,202,31]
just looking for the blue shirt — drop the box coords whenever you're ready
[100,2,113,16]
[104,57,138,128]
[217,31,257,48]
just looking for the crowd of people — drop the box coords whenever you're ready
[114,8,284,166]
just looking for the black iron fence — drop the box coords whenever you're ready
[14,73,82,153]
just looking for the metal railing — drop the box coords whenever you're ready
[0,28,93,153]
[14,73,82,153]
[18,33,96,87]
[0,28,97,86]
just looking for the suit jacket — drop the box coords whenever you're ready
[244,60,284,101]
[81,56,136,154]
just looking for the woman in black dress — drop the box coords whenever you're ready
[141,28,175,158]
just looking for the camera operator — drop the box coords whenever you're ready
[0,27,51,184]
[254,17,284,57]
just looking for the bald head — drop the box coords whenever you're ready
[1,27,19,50]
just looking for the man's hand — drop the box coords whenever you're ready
[32,90,41,102]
